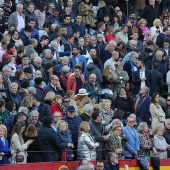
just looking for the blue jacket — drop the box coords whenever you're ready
[8,93,22,110]
[70,55,87,75]
[0,138,11,164]
[135,94,151,123]
[38,126,61,162]
[20,27,39,41]
[156,33,169,48]
[84,81,100,102]
[56,129,73,160]
[62,115,82,144]
[123,125,140,158]
[4,115,14,140]
[72,22,86,37]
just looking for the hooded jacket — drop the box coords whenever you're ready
[85,63,102,84]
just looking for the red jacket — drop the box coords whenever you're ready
[105,34,117,43]
[50,103,64,117]
[66,73,85,93]
[59,72,71,92]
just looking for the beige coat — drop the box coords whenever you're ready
[150,103,165,130]
[11,133,28,163]
[79,2,95,27]
[34,10,46,29]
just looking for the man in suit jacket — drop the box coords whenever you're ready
[70,46,86,75]
[123,116,140,159]
[132,59,155,95]
[44,75,65,96]
[150,62,163,95]
[8,4,25,32]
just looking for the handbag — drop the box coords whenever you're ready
[15,155,24,162]
[158,116,165,123]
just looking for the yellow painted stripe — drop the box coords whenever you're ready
[120,166,170,170]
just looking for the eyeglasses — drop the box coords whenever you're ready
[128,121,134,123]
[54,116,61,118]
[135,57,139,59]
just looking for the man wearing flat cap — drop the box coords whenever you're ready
[62,105,82,159]
[24,66,33,80]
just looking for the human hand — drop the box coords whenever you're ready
[11,150,15,155]
[26,139,34,146]
[141,77,147,81]
[68,143,72,147]
[116,149,122,154]
[103,135,108,140]
[133,151,138,156]
[94,87,98,91]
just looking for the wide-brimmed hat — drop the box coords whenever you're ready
[77,88,89,96]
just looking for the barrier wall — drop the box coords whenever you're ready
[0,159,170,170]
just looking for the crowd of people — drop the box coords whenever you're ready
[0,0,170,169]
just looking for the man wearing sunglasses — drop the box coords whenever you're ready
[123,116,140,159]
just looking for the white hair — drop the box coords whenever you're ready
[109,41,117,47]
[84,104,94,113]
[18,107,28,113]
[30,110,39,115]
[34,56,42,62]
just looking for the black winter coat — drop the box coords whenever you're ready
[23,136,44,163]
[142,4,159,27]
[38,126,61,162]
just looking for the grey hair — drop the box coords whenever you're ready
[30,110,39,115]
[49,40,58,48]
[165,119,170,125]
[143,86,150,94]
[18,107,28,113]
[34,56,42,62]
[137,122,147,133]
[84,104,94,112]
[109,41,117,47]
[107,152,116,161]
[15,39,23,47]
[16,3,23,9]
[28,87,36,94]
[130,39,137,45]
[2,65,11,72]
[43,49,51,55]
[131,52,139,58]
[156,50,163,55]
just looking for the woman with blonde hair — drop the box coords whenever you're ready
[77,121,99,160]
[150,19,163,43]
[105,124,124,158]
[84,34,91,45]
[96,0,106,23]
[105,25,117,43]
[24,124,44,163]
[77,96,91,115]
[101,100,114,131]
[0,125,14,164]
[56,120,74,160]
[44,91,55,105]
[11,121,33,163]
[150,92,165,130]
[138,18,150,44]
[66,90,78,112]
[9,82,22,110]
[153,125,170,158]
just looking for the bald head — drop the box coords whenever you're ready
[89,74,96,84]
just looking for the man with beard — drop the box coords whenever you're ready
[132,59,155,95]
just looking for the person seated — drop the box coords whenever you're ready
[76,159,95,170]
[104,152,119,170]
